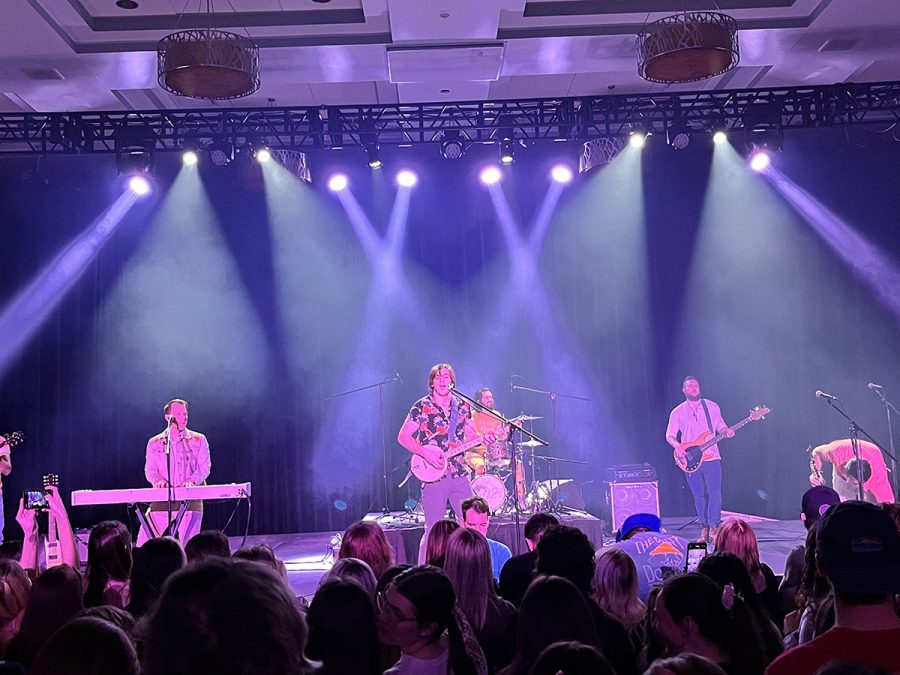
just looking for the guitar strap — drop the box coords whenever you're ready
[700,399,714,434]
[447,401,461,473]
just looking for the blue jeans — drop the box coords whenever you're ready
[686,459,722,528]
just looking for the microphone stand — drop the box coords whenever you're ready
[512,380,591,512]
[164,422,174,537]
[451,386,548,554]
[822,397,896,501]
[870,386,900,498]
[326,374,402,520]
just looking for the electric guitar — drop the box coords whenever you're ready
[411,435,491,483]
[0,431,24,453]
[674,406,770,473]
[43,473,62,569]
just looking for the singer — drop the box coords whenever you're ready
[137,398,211,544]
[397,363,494,562]
[809,439,894,504]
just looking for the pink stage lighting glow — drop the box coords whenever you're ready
[750,150,771,172]
[128,175,151,196]
[396,170,417,187]
[480,166,502,185]
[551,165,573,184]
[327,173,349,192]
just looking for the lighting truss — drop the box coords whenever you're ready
[0,81,898,155]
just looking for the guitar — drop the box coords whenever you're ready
[0,431,24,453]
[411,435,491,483]
[43,473,62,569]
[674,406,770,473]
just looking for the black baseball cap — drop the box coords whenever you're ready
[817,500,900,595]
[801,486,841,526]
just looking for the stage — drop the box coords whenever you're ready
[230,513,806,601]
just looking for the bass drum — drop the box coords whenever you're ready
[471,474,508,514]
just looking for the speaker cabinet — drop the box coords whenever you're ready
[609,481,659,532]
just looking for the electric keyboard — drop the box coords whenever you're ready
[71,482,252,506]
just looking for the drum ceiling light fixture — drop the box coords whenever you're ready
[636,11,739,84]
[157,1,260,100]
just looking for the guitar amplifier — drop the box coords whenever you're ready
[606,463,657,483]
[608,481,660,533]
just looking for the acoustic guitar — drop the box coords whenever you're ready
[411,434,490,483]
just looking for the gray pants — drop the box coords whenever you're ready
[418,474,473,563]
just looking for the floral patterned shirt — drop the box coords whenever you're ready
[407,394,472,479]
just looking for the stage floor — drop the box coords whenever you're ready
[230,512,806,601]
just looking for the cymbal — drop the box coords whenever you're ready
[517,439,544,448]
[513,414,543,422]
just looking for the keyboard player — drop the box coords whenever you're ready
[136,398,211,544]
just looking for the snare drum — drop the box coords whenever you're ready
[485,440,512,471]
[471,474,508,513]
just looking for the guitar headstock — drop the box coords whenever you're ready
[0,431,23,449]
[43,473,59,489]
[749,406,771,421]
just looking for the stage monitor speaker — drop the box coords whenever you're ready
[609,481,659,533]
[531,479,586,511]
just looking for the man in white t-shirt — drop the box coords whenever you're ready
[666,375,734,543]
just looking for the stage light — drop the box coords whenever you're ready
[182,149,199,166]
[480,166,502,185]
[366,144,382,169]
[327,173,348,191]
[667,120,691,150]
[396,169,417,187]
[749,150,771,172]
[440,130,466,159]
[551,165,573,184]
[499,137,515,165]
[128,175,151,196]
[255,147,272,164]
[713,130,728,145]
[207,139,234,166]
[629,131,647,149]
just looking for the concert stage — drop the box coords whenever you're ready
[231,514,806,601]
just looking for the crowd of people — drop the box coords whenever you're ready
[0,485,898,675]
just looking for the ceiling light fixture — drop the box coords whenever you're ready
[637,12,739,84]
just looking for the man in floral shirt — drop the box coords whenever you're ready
[398,363,495,562]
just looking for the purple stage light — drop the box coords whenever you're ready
[480,166,502,185]
[749,150,771,172]
[551,165,573,184]
[128,175,151,196]
[396,170,417,187]
[328,173,349,192]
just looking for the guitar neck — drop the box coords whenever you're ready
[699,416,754,452]
[443,435,488,461]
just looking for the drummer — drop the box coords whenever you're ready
[467,388,512,475]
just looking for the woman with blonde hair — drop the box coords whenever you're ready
[443,527,514,672]
[592,547,646,633]
[0,559,31,658]
[713,519,779,621]
[338,520,395,581]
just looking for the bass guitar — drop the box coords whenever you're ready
[411,435,490,483]
[674,406,770,473]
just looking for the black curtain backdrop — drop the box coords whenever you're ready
[1,126,899,539]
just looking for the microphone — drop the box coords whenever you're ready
[395,372,403,384]
[166,415,176,425]
[815,390,839,401]
[868,382,883,390]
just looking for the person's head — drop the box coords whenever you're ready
[232,544,285,579]
[882,502,900,534]
[428,363,456,396]
[645,653,728,675]
[461,496,491,537]
[322,557,377,598]
[375,564,412,597]
[128,536,187,618]
[843,459,873,486]
[475,388,494,409]
[142,557,310,675]
[712,519,762,577]
[338,521,394,581]
[617,512,662,542]
[530,641,615,675]
[535,525,596,596]
[84,520,133,607]
[591,547,645,628]
[306,579,380,675]
[800,485,841,529]
[8,564,83,668]
[163,398,189,430]
[425,519,461,567]
[816,500,900,603]
[696,552,757,606]
[513,576,599,672]
[524,513,559,550]
[443,527,495,631]
[377,565,455,653]
[682,376,701,401]
[184,530,231,562]
[29,617,139,675]
[0,559,30,633]
[76,606,136,635]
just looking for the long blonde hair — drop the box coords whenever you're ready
[591,548,646,630]
[442,528,495,631]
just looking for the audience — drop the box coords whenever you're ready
[0,559,31,658]
[306,579,381,675]
[461,497,511,581]
[29,616,139,675]
[339,521,395,581]
[530,640,615,675]
[645,653,729,675]
[320,557,377,598]
[498,513,558,606]
[592,547,647,639]
[613,513,689,603]
[713,519,780,622]
[126,536,187,619]
[424,519,461,568]
[83,520,133,608]
[184,530,231,562]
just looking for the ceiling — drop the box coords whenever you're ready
[0,0,897,112]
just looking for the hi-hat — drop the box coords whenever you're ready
[517,439,544,448]
[513,414,543,422]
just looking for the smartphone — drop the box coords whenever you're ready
[685,541,707,573]
[23,490,49,510]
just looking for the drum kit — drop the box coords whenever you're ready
[466,414,556,515]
